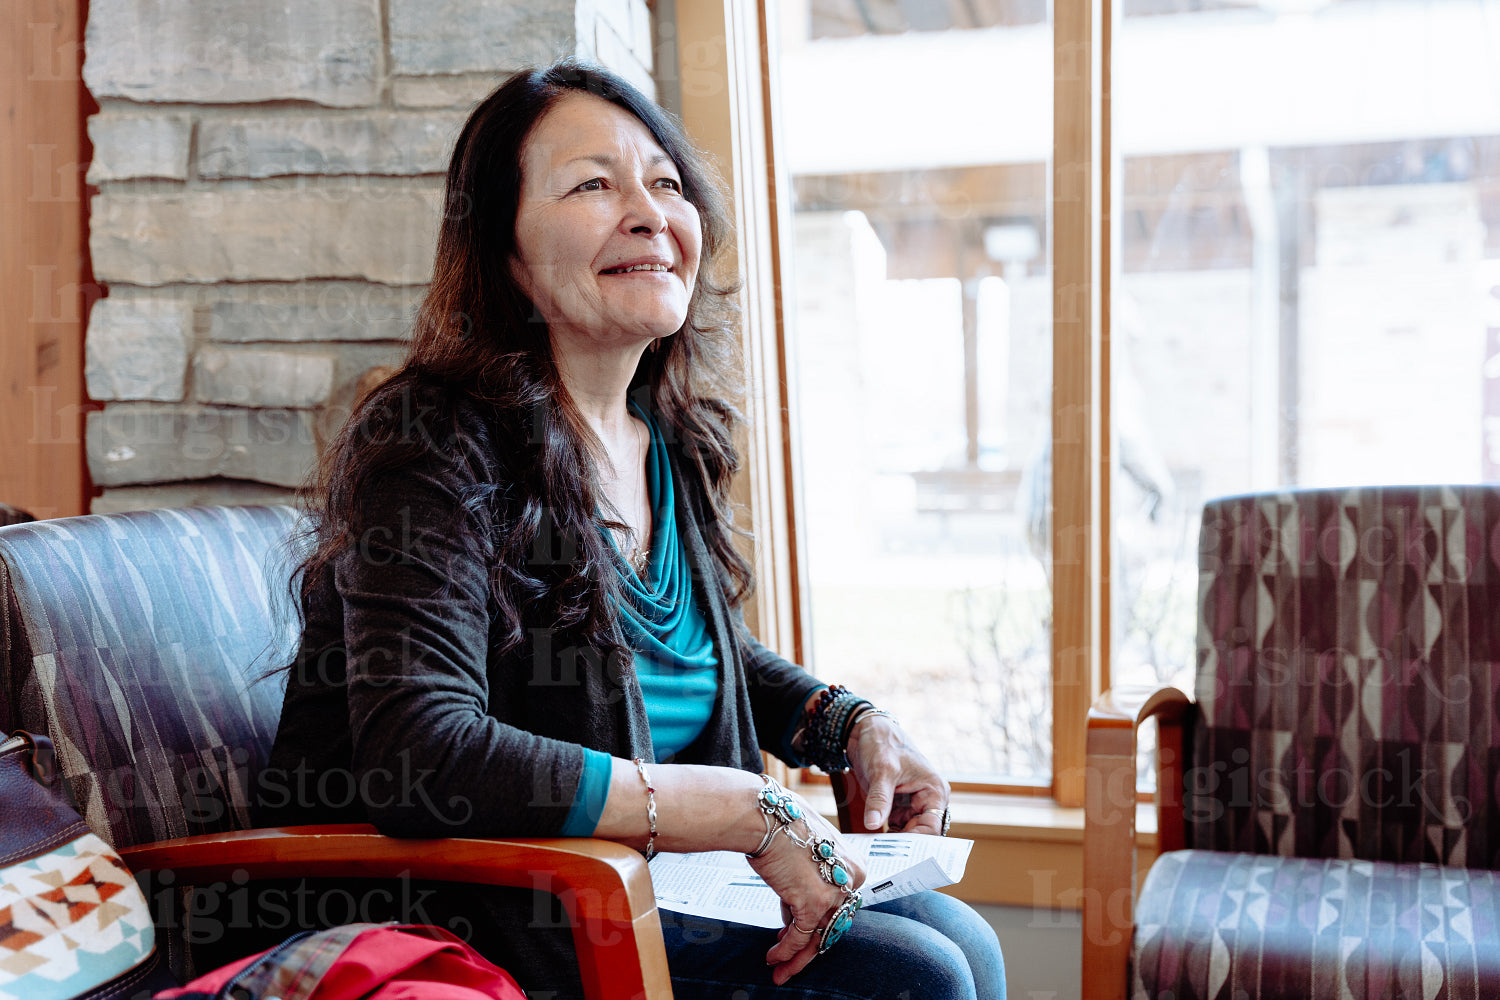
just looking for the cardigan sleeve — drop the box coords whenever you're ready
[334,421,588,839]
[739,626,825,766]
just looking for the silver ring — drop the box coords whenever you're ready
[926,806,951,836]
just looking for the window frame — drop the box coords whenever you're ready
[667,0,1116,845]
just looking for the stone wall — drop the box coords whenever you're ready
[82,0,656,513]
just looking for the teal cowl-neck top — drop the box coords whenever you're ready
[560,403,720,835]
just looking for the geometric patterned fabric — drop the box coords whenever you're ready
[0,505,304,850]
[1133,486,1500,1000]
[0,832,156,1000]
[1133,850,1500,1000]
[1187,486,1500,867]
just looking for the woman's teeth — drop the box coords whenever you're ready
[603,263,669,274]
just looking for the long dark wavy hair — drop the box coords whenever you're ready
[295,59,752,658]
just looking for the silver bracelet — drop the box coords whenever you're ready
[749,775,865,953]
[747,808,779,859]
[632,757,658,861]
[848,707,897,731]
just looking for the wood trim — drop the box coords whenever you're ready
[756,0,811,670]
[120,825,669,1000]
[1081,685,1189,1000]
[0,0,90,518]
[1099,0,1115,699]
[1052,0,1111,809]
[958,835,1159,911]
[674,0,803,659]
[800,769,1054,799]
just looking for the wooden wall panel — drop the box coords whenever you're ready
[0,0,90,518]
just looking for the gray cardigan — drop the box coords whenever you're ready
[265,383,823,838]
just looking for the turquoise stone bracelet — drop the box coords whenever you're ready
[811,837,853,888]
[818,892,863,954]
[751,774,864,954]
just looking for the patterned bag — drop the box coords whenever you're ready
[153,923,528,1000]
[0,731,174,1000]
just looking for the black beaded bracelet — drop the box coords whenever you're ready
[803,686,871,774]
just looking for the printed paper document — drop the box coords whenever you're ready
[648,833,973,929]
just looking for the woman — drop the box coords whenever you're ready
[265,59,1005,1000]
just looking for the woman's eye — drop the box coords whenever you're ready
[654,177,682,192]
[574,178,605,193]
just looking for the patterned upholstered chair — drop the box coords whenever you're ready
[1083,485,1500,1000]
[0,505,671,1000]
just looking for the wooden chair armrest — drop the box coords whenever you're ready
[1090,684,1193,850]
[1088,683,1191,729]
[1082,685,1191,1000]
[118,824,669,1000]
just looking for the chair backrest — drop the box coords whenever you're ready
[0,505,303,849]
[1187,485,1500,868]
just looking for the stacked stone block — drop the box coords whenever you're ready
[82,0,656,512]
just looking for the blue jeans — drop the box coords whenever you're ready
[661,891,1006,1000]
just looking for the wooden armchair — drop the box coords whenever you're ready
[1084,486,1500,1000]
[0,505,670,1000]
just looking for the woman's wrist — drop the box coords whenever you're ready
[732,773,778,855]
[689,764,775,856]
[683,764,774,856]
[597,760,770,855]
[795,684,873,773]
[844,707,897,759]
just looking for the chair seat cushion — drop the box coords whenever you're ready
[1133,850,1500,1000]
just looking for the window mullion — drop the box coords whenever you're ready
[1052,0,1112,808]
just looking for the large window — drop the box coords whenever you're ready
[777,3,1055,786]
[774,0,1500,793]
[1111,0,1500,707]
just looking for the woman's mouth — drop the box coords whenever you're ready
[600,263,672,274]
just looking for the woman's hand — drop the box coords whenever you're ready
[846,715,951,834]
[745,787,866,985]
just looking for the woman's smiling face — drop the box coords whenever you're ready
[510,91,703,349]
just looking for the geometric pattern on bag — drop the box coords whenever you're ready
[222,923,368,1000]
[0,831,156,1000]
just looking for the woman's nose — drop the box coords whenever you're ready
[621,183,667,236]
